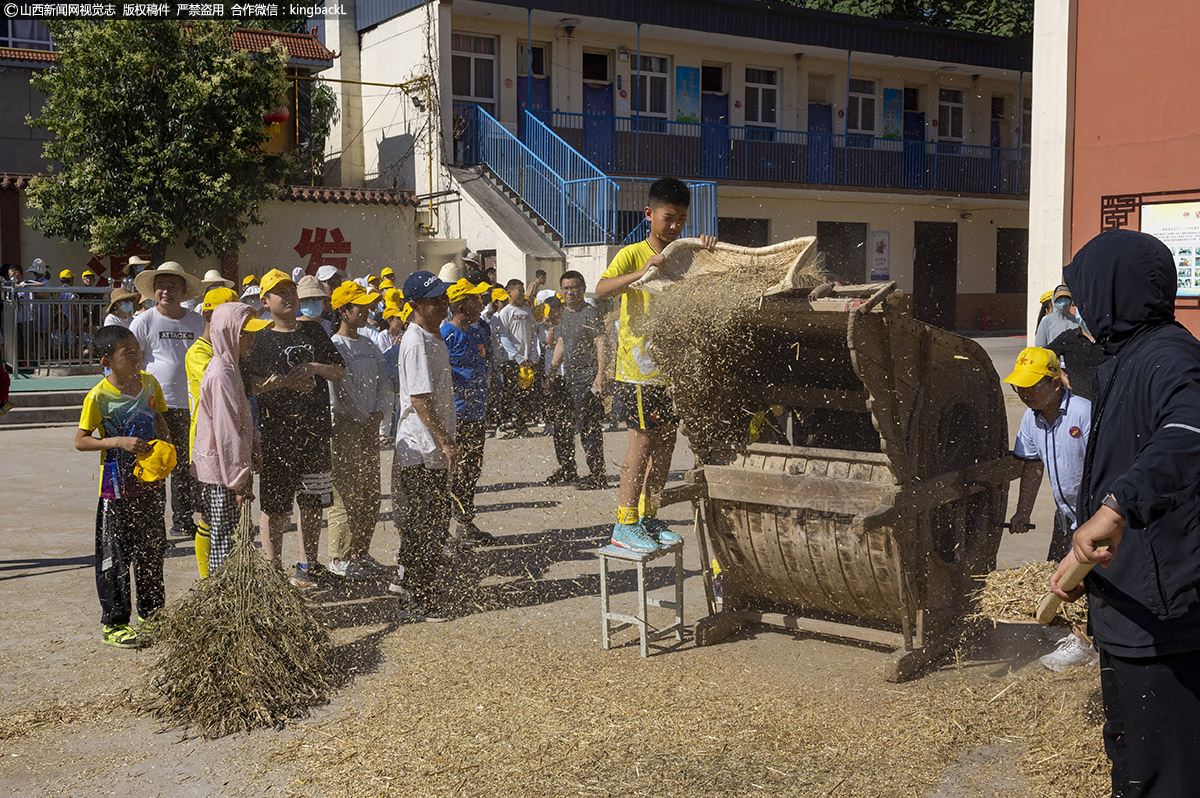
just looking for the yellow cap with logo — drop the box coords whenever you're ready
[259,269,295,296]
[202,286,239,312]
[1002,347,1061,388]
[134,440,178,483]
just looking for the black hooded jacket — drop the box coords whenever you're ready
[1065,229,1200,656]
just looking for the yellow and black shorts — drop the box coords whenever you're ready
[613,381,678,430]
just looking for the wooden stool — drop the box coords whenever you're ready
[596,541,684,657]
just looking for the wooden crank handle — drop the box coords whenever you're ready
[1035,544,1109,625]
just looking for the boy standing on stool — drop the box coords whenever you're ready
[75,326,172,648]
[390,271,459,621]
[595,177,714,552]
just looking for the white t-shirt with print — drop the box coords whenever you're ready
[394,323,456,469]
[129,306,205,410]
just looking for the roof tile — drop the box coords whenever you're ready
[0,27,334,67]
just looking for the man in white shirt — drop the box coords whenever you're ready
[130,261,205,540]
[1003,346,1097,673]
[390,270,459,622]
[497,279,536,436]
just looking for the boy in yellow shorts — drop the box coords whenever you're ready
[595,177,715,552]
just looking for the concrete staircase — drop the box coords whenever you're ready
[1,387,89,429]
[449,165,566,254]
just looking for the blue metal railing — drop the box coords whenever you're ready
[522,110,620,248]
[453,104,613,246]
[612,178,719,246]
[538,110,1030,196]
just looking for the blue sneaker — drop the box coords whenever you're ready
[642,517,683,547]
[611,521,658,553]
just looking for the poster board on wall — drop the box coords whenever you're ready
[1141,201,1200,297]
[870,231,890,280]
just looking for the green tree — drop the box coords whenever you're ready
[791,0,1033,38]
[27,21,289,263]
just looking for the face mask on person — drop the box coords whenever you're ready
[1053,297,1072,311]
[300,300,324,319]
[119,301,134,314]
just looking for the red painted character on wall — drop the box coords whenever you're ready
[295,227,352,274]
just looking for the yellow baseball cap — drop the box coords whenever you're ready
[242,317,273,332]
[367,273,381,284]
[448,278,490,303]
[59,269,74,281]
[1002,347,1061,388]
[202,286,239,312]
[242,274,258,287]
[379,278,395,290]
[381,267,395,278]
[134,440,177,483]
[401,302,413,322]
[491,287,509,303]
[1039,289,1053,305]
[331,281,382,310]
[383,306,403,320]
[82,269,96,278]
[259,268,295,296]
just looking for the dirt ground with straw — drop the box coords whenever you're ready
[2,341,1109,797]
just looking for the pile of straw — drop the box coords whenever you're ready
[973,561,1089,627]
[646,240,826,455]
[149,505,333,737]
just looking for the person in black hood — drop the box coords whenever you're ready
[1051,228,1200,797]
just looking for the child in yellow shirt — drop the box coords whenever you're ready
[595,177,715,552]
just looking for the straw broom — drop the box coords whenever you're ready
[149,503,333,737]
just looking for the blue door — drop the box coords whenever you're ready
[517,75,550,140]
[582,82,614,171]
[807,103,833,184]
[903,111,926,189]
[701,92,730,179]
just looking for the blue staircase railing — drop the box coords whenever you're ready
[452,104,722,247]
[522,111,620,248]
[454,104,615,246]
[613,178,719,246]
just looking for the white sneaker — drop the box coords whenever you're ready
[1039,634,1100,672]
[328,558,367,579]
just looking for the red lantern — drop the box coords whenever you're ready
[263,107,290,133]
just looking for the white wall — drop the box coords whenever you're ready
[716,187,1028,294]
[18,196,417,286]
[1027,0,1077,340]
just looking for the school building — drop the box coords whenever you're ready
[323,0,1032,330]
[1028,0,1200,339]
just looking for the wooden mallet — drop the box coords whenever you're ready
[1036,543,1108,625]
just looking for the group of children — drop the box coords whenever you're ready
[72,176,707,639]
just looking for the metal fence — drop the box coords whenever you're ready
[539,110,1031,196]
[454,104,618,247]
[2,284,112,374]
[613,178,719,246]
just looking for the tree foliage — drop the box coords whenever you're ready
[789,0,1034,38]
[27,21,289,261]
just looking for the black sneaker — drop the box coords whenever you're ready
[543,466,579,486]
[458,521,496,544]
[576,472,608,490]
